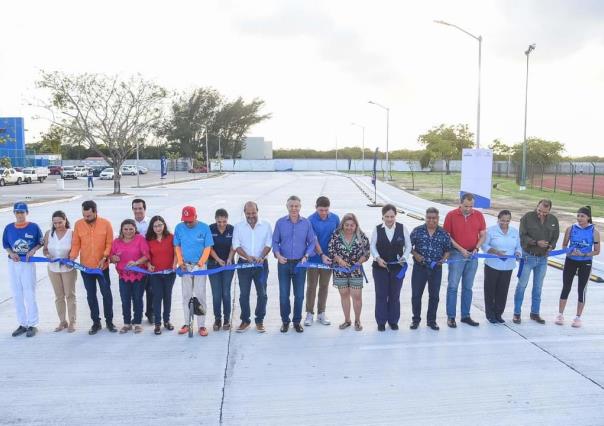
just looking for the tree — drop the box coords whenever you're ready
[489,138,513,160]
[511,138,565,166]
[36,71,167,193]
[417,124,474,174]
[0,157,11,168]
[38,124,69,155]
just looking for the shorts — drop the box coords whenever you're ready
[333,276,363,289]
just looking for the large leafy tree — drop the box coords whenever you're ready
[36,71,167,193]
[417,124,474,174]
[511,137,565,166]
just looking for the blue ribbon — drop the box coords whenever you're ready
[296,261,361,275]
[126,262,263,277]
[17,256,105,276]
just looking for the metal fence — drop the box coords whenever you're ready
[523,162,604,198]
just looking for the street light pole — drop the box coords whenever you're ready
[218,134,222,172]
[434,20,482,148]
[335,136,338,172]
[351,122,365,175]
[205,131,210,175]
[520,43,536,191]
[368,100,390,180]
[135,139,140,187]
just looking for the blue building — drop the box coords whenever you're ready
[0,117,27,167]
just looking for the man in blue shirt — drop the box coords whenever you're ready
[305,196,339,326]
[409,207,451,331]
[173,206,214,337]
[2,202,44,337]
[273,195,317,333]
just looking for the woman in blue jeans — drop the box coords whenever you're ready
[209,209,235,331]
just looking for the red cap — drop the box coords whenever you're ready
[181,206,197,222]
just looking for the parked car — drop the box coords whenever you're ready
[48,165,63,175]
[61,166,78,179]
[22,167,49,183]
[74,166,88,177]
[100,168,116,180]
[0,168,25,186]
[188,166,208,173]
[120,165,138,176]
[137,166,148,174]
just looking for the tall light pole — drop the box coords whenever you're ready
[351,122,365,175]
[434,20,482,148]
[135,139,140,187]
[218,133,222,173]
[368,100,390,180]
[205,131,210,174]
[520,43,536,191]
[335,135,338,172]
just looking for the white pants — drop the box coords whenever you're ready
[8,260,38,327]
[181,264,207,327]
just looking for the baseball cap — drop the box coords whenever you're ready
[13,202,28,213]
[181,206,197,222]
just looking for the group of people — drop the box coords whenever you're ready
[3,193,599,338]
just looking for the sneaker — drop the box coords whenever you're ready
[318,313,331,326]
[530,313,546,324]
[26,326,37,337]
[447,318,457,328]
[213,320,222,332]
[12,326,27,337]
[256,323,266,333]
[572,317,582,328]
[555,314,564,325]
[154,325,162,335]
[236,322,251,333]
[304,313,314,326]
[198,327,208,337]
[460,317,479,327]
[164,322,174,331]
[178,324,190,335]
[89,323,102,335]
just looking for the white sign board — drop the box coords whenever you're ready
[460,148,493,208]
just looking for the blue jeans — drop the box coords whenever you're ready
[119,279,145,324]
[81,269,113,324]
[150,273,176,325]
[237,261,268,324]
[87,176,94,188]
[446,250,479,318]
[209,270,234,322]
[514,254,548,315]
[277,261,306,324]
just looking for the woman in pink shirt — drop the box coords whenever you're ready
[110,219,149,334]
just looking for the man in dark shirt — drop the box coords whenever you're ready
[409,207,452,331]
[513,199,559,324]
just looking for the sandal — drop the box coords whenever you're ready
[134,325,143,334]
[339,321,352,330]
[354,320,363,331]
[67,323,76,333]
[119,325,132,334]
[54,321,68,332]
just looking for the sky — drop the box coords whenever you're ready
[1,0,603,156]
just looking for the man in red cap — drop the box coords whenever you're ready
[173,206,214,336]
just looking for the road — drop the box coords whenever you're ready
[0,172,602,425]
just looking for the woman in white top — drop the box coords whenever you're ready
[370,204,411,331]
[43,211,77,332]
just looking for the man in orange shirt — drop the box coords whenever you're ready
[443,193,486,328]
[69,200,116,335]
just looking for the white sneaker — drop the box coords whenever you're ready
[318,313,331,325]
[555,314,564,325]
[304,313,314,326]
[572,317,582,328]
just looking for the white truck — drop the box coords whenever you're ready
[22,167,50,183]
[0,168,26,186]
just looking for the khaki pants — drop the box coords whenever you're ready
[305,268,332,314]
[48,269,78,324]
[181,264,207,328]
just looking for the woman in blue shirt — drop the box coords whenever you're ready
[481,210,522,324]
[556,206,600,328]
[208,209,235,331]
[2,202,44,337]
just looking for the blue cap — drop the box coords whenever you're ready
[13,202,28,213]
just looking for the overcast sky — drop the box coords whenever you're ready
[1,0,603,156]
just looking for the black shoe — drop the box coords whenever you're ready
[106,322,118,333]
[389,323,399,331]
[447,318,457,328]
[496,316,505,324]
[164,322,174,331]
[378,324,386,331]
[280,322,289,333]
[293,323,304,333]
[488,317,498,324]
[89,323,102,335]
[410,321,420,330]
[213,320,222,332]
[530,313,546,324]
[12,326,27,337]
[146,314,154,325]
[513,314,521,324]
[25,326,37,337]
[427,322,440,331]
[154,325,162,335]
[460,317,479,326]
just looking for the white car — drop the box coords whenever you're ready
[61,166,78,179]
[137,166,148,174]
[74,166,89,177]
[120,165,138,176]
[99,168,116,180]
